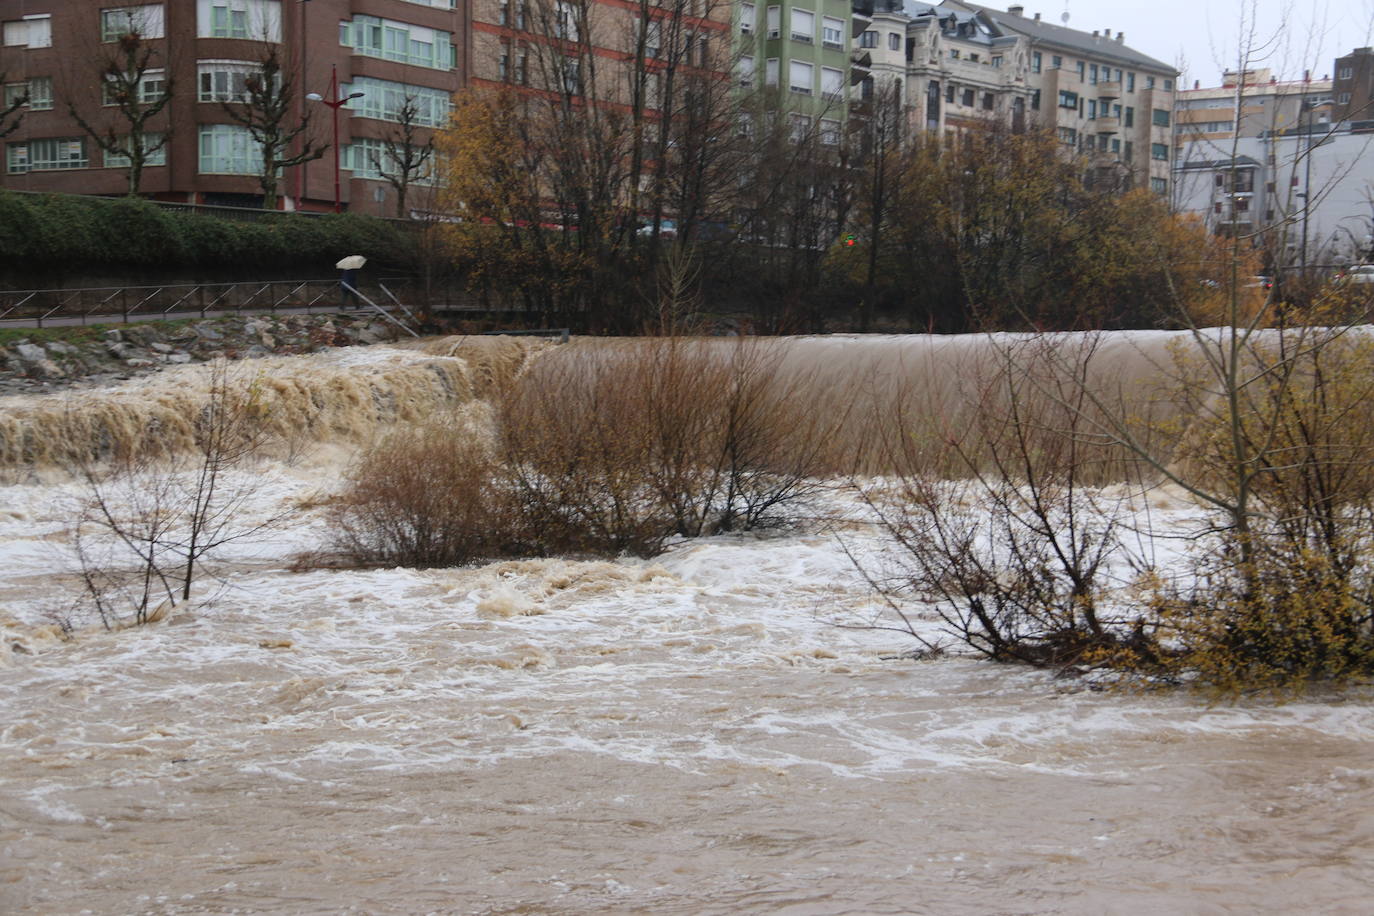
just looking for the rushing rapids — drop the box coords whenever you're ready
[1,333,1372,913]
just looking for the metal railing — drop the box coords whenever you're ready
[0,277,538,329]
[0,279,384,328]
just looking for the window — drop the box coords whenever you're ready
[789,59,813,95]
[199,124,260,174]
[8,138,87,173]
[738,55,754,86]
[1146,75,1156,89]
[3,15,52,48]
[740,3,754,34]
[1076,61,1085,79]
[1151,142,1168,161]
[341,15,456,70]
[101,5,165,41]
[1150,177,1167,194]
[1111,137,1120,153]
[945,82,954,103]
[790,8,814,42]
[949,49,959,60]
[1088,99,1097,119]
[104,69,166,106]
[198,61,268,101]
[1051,54,1062,69]
[399,0,457,7]
[346,77,452,126]
[821,66,843,99]
[198,0,280,41]
[1032,51,1041,73]
[1163,79,1173,91]
[554,1,578,41]
[560,56,581,95]
[766,6,780,39]
[1123,141,1132,161]
[860,30,877,49]
[992,55,1002,68]
[1058,90,1078,109]
[889,32,900,51]
[821,16,843,49]
[1058,126,1076,145]
[968,53,979,63]
[105,135,167,168]
[1030,89,1040,110]
[1339,66,1354,80]
[498,0,509,25]
[789,113,810,143]
[1090,64,1098,84]
[765,58,778,87]
[819,118,840,145]
[982,92,993,110]
[1152,108,1170,126]
[1085,134,1095,150]
[1339,92,1352,104]
[1124,106,1134,127]
[643,20,661,58]
[1126,72,1135,92]
[5,77,52,111]
[961,88,974,107]
[515,50,528,85]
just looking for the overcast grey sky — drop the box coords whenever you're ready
[1013,0,1370,87]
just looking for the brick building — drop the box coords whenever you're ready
[0,0,469,214]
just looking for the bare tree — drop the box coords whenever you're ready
[221,46,325,210]
[368,95,436,218]
[66,8,172,196]
[70,363,288,629]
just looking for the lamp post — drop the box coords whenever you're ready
[307,64,364,213]
[295,0,311,209]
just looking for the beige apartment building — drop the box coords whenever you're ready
[857,1,1177,192]
[1173,67,1334,161]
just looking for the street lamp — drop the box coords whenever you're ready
[307,64,364,213]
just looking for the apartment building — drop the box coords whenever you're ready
[0,0,468,213]
[1175,124,1374,265]
[1333,47,1374,121]
[1173,68,1334,161]
[468,0,732,117]
[732,0,869,144]
[854,2,1176,192]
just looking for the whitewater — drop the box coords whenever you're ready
[1,335,1371,914]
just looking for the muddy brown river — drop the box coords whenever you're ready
[3,336,1372,913]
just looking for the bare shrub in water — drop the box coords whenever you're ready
[326,421,524,568]
[856,337,1142,667]
[70,363,286,628]
[499,338,836,556]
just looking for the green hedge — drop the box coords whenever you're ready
[0,191,412,271]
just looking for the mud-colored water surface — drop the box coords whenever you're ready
[2,336,1372,914]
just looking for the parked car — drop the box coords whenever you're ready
[1334,265,1374,284]
[1243,275,1274,290]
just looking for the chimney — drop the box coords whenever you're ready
[1116,31,1124,43]
[1303,69,1310,82]
[1194,79,1199,89]
[1034,12,1041,21]
[1008,4,1023,15]
[1104,29,1111,39]
[1092,30,1099,38]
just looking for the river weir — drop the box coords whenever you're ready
[2,334,1372,913]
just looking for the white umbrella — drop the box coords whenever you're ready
[335,255,367,270]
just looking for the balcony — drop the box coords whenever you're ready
[1097,79,1120,98]
[1095,114,1120,132]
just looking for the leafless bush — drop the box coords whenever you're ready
[326,420,526,567]
[855,337,1144,667]
[69,362,285,629]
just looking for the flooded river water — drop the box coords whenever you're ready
[2,336,1372,914]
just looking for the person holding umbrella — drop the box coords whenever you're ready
[337,254,366,307]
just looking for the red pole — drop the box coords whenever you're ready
[331,65,341,213]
